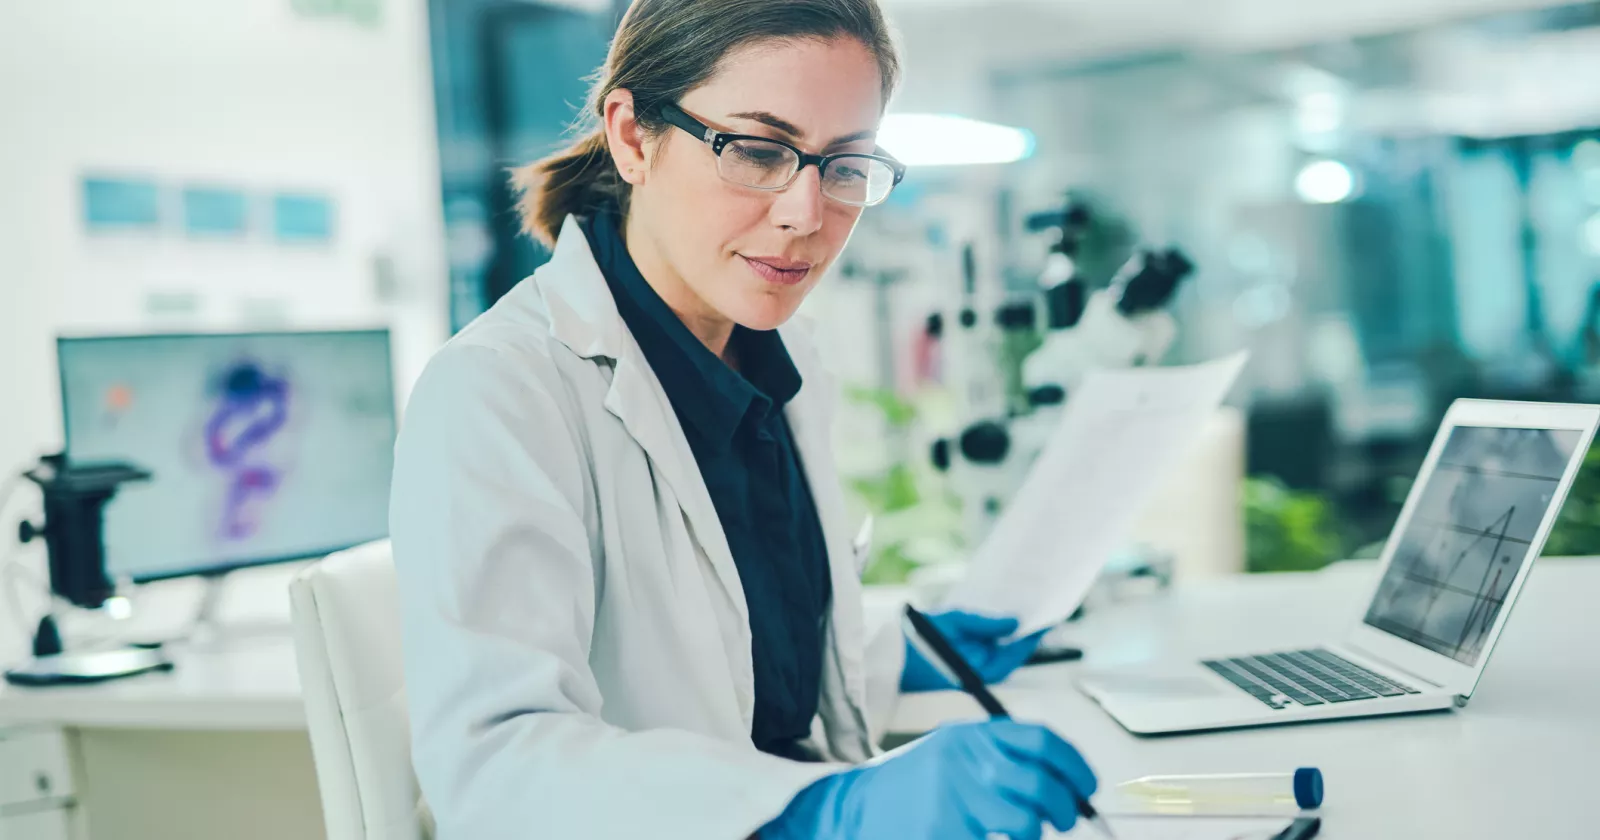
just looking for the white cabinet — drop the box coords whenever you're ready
[0,727,77,840]
[0,807,74,840]
[0,728,74,807]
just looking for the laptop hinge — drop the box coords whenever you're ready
[1334,642,1445,691]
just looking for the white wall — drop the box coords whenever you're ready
[0,0,448,658]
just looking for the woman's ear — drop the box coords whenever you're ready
[602,89,649,186]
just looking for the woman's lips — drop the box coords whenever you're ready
[740,255,812,286]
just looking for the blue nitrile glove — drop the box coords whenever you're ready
[901,610,1046,692]
[761,719,1098,840]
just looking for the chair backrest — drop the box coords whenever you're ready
[289,540,430,840]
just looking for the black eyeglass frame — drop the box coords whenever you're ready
[656,102,907,205]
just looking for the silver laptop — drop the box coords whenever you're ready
[1079,399,1600,735]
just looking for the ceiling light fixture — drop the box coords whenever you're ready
[877,114,1034,167]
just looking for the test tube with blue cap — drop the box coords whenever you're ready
[1115,768,1323,815]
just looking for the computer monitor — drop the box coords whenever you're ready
[57,329,397,583]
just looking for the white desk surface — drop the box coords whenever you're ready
[896,557,1600,840]
[3,558,1596,838]
[0,564,309,731]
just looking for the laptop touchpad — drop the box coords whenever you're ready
[1086,671,1227,700]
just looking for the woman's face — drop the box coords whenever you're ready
[623,37,885,333]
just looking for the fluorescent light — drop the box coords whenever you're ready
[877,114,1034,167]
[1295,159,1356,204]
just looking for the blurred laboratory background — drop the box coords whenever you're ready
[5,0,1600,606]
[428,0,1600,591]
[4,0,1600,837]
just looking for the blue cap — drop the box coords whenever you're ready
[1294,768,1324,808]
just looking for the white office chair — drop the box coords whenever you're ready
[289,539,432,840]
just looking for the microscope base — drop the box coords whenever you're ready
[4,646,173,687]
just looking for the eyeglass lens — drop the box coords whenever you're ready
[718,138,896,206]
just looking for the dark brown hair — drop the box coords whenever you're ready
[513,0,901,245]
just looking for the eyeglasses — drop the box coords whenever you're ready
[657,102,906,207]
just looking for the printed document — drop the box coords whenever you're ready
[944,353,1248,635]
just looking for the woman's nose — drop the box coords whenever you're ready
[769,165,825,235]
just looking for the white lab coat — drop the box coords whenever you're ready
[390,216,907,839]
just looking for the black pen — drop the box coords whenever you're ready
[903,604,1117,840]
[1271,817,1321,840]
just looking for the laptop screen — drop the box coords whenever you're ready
[1362,425,1586,665]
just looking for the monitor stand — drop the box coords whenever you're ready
[180,572,293,652]
[186,573,229,647]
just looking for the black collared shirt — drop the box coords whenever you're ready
[580,211,832,760]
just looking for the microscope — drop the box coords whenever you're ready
[4,454,173,685]
[930,199,1195,544]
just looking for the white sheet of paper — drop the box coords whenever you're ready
[1048,815,1293,839]
[944,353,1248,635]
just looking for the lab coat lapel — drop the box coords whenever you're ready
[781,326,871,742]
[604,348,748,627]
[537,217,749,631]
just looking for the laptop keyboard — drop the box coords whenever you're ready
[1202,648,1420,710]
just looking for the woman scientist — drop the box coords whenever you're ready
[389,0,1099,837]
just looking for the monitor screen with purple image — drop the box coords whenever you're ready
[57,330,396,582]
